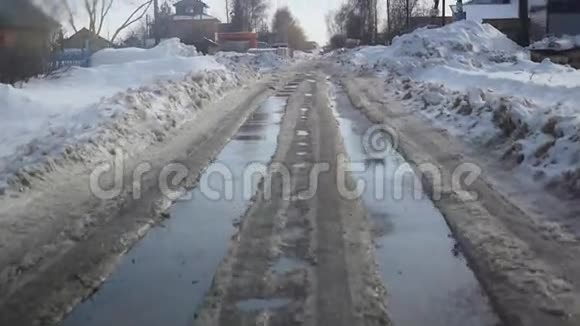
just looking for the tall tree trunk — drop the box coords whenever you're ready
[154,0,160,45]
[387,0,391,40]
[406,0,410,29]
[373,0,378,43]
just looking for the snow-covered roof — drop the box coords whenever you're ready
[173,0,208,8]
[173,14,218,21]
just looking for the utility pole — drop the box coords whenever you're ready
[374,0,378,44]
[387,0,391,41]
[519,0,530,46]
[153,0,160,45]
[442,0,446,26]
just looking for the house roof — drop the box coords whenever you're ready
[64,28,112,47]
[173,0,209,8]
[0,0,58,29]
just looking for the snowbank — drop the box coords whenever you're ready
[343,21,521,72]
[91,38,198,66]
[215,51,290,72]
[0,40,265,190]
[294,50,318,59]
[333,20,580,197]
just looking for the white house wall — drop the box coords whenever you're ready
[464,2,519,22]
[463,0,546,22]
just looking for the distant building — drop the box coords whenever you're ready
[457,0,522,42]
[0,0,59,82]
[538,0,580,37]
[163,0,221,53]
[62,28,113,52]
[460,0,580,42]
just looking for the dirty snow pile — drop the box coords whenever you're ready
[215,50,307,73]
[0,39,264,191]
[294,50,318,59]
[530,34,580,51]
[334,21,580,197]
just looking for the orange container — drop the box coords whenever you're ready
[218,32,258,48]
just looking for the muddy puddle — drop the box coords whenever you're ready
[60,96,287,326]
[329,83,500,326]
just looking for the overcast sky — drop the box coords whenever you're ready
[61,0,439,45]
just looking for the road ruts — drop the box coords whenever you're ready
[193,70,389,326]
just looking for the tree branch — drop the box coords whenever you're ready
[110,0,153,43]
[61,0,79,33]
[84,0,97,34]
[97,0,114,36]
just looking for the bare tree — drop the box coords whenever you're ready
[326,0,377,45]
[110,0,153,43]
[272,7,308,50]
[59,0,80,33]
[59,0,113,35]
[326,2,354,39]
[153,1,172,40]
[231,0,246,31]
[58,0,154,43]
[325,12,340,37]
[350,0,378,44]
[231,0,268,31]
[326,4,351,37]
[248,0,267,31]
[327,0,431,46]
[383,0,429,41]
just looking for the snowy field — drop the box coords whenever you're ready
[332,21,580,197]
[0,39,293,192]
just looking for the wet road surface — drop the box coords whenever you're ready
[59,73,500,326]
[329,81,499,326]
[61,96,287,326]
